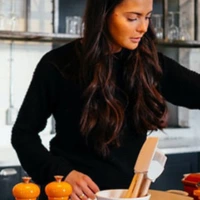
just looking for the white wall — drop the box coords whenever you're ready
[0,41,53,146]
[0,0,53,147]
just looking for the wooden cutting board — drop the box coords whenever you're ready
[149,190,194,200]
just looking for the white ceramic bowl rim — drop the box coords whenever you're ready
[96,189,151,200]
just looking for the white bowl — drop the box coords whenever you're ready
[96,189,151,200]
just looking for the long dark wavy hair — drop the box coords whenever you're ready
[79,0,167,155]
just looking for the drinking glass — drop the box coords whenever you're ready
[66,16,82,35]
[66,16,73,34]
[178,12,190,41]
[0,14,5,30]
[0,0,5,30]
[167,12,179,41]
[152,14,163,40]
[8,12,18,31]
[7,0,18,31]
[179,27,190,41]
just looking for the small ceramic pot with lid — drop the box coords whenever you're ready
[12,176,40,200]
[45,175,72,200]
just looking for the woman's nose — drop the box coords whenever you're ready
[136,18,148,33]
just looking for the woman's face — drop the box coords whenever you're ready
[107,0,153,52]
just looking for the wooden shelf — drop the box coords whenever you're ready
[156,40,200,48]
[0,31,200,48]
[0,31,80,43]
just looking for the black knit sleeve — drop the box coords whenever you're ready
[158,52,200,109]
[11,56,74,185]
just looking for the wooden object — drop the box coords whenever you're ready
[123,137,159,198]
[149,190,193,200]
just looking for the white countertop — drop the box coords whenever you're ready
[157,136,200,154]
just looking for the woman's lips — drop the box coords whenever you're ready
[130,37,141,43]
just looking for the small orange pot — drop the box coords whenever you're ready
[12,177,40,200]
[45,175,72,200]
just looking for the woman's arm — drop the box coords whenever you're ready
[11,57,74,185]
[158,52,200,109]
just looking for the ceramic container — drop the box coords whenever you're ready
[182,173,200,200]
[96,189,151,200]
[12,176,40,200]
[45,175,72,200]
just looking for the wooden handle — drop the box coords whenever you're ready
[131,173,144,198]
[123,174,138,198]
[139,178,151,197]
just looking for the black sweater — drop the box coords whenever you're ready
[11,39,200,189]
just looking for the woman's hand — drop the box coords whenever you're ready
[65,170,100,200]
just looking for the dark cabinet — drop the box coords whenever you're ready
[0,166,30,200]
[58,0,86,34]
[150,152,200,191]
[0,166,22,200]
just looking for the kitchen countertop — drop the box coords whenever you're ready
[1,133,200,167]
[157,136,200,154]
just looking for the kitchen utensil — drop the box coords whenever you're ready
[6,41,18,125]
[123,137,159,198]
[139,148,167,197]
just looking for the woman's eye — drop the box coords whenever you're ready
[127,18,137,22]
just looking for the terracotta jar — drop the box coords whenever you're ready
[45,175,72,200]
[12,176,40,200]
[182,173,200,200]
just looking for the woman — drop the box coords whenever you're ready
[11,0,200,200]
